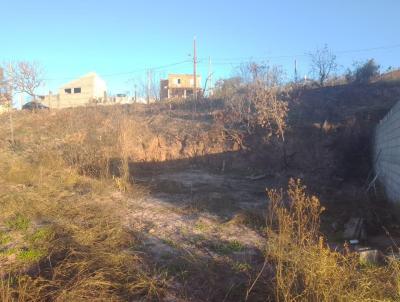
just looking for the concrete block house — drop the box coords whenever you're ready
[43,72,107,108]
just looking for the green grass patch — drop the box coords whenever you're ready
[194,222,210,232]
[17,249,43,262]
[0,232,12,245]
[0,247,18,257]
[5,214,30,231]
[210,240,245,255]
[161,238,179,249]
[232,261,251,273]
[27,227,53,244]
[188,233,207,245]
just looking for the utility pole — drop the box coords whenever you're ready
[294,59,298,83]
[48,91,52,109]
[208,56,212,96]
[193,36,197,101]
[134,84,137,103]
[147,70,151,105]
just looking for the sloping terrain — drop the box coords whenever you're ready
[1,80,400,300]
[0,106,270,301]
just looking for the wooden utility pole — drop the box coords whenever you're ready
[193,37,197,101]
[48,91,52,109]
[134,84,137,103]
[208,56,212,96]
[146,70,151,104]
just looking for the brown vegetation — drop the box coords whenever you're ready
[1,75,400,301]
[260,179,400,301]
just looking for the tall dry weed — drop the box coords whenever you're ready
[263,179,400,302]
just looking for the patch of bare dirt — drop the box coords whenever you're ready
[116,168,269,301]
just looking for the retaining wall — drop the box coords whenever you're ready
[374,100,400,203]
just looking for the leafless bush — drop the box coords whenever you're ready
[249,80,288,141]
[0,69,10,107]
[2,61,44,99]
[214,62,289,140]
[309,44,338,87]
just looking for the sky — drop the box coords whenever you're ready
[1,0,399,97]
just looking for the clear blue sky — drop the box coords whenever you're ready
[1,0,399,95]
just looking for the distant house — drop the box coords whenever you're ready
[160,74,202,100]
[42,72,107,108]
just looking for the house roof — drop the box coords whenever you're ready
[168,74,200,77]
[60,72,103,88]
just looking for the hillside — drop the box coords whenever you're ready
[1,80,400,301]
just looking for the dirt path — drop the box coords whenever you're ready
[122,168,269,301]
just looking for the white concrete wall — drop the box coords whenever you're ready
[43,72,107,108]
[374,100,400,203]
[93,75,107,99]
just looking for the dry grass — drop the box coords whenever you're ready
[0,150,168,301]
[0,108,173,301]
[0,105,241,301]
[2,105,400,301]
[260,179,400,302]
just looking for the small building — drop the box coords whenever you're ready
[160,74,201,100]
[42,72,107,108]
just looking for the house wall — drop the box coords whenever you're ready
[57,74,98,108]
[374,100,400,206]
[160,74,202,100]
[93,76,107,99]
[160,79,169,100]
[43,73,107,108]
[168,74,201,89]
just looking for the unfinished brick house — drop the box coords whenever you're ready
[160,74,201,100]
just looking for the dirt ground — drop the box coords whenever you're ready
[121,167,271,301]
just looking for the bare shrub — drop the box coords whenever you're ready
[117,116,141,189]
[213,77,249,124]
[251,83,288,141]
[0,69,10,107]
[2,61,44,99]
[309,45,338,87]
[214,62,289,140]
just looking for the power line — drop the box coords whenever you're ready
[44,60,191,81]
[199,43,400,64]
[42,43,400,82]
[336,43,400,54]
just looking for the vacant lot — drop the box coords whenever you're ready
[2,81,400,301]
